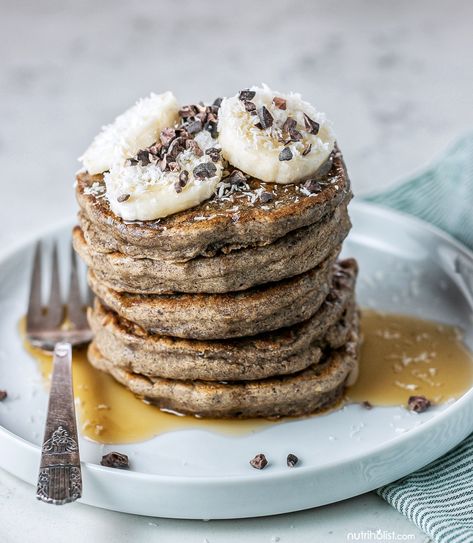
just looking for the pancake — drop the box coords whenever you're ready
[87,250,342,339]
[74,200,349,294]
[78,200,350,287]
[75,147,350,263]
[87,319,359,419]
[88,264,356,381]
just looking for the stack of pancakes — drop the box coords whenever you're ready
[73,147,360,418]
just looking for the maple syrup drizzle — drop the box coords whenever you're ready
[22,339,272,444]
[348,310,473,405]
[21,310,473,444]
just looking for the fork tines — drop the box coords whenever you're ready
[26,241,91,349]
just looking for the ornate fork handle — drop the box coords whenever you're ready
[36,343,82,504]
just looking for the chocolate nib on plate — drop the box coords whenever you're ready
[0,390,7,401]
[101,452,129,469]
[361,401,373,410]
[257,106,273,129]
[273,96,287,110]
[193,162,217,179]
[279,147,293,161]
[239,89,256,101]
[250,453,268,470]
[303,113,320,135]
[287,453,298,467]
[408,395,431,413]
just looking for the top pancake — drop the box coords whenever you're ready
[76,147,351,262]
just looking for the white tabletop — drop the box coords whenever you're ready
[1,0,471,540]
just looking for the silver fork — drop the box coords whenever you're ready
[26,241,93,505]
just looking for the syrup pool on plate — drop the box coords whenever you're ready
[21,310,473,445]
[22,327,272,444]
[348,309,473,405]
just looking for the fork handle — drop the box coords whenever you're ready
[36,342,82,504]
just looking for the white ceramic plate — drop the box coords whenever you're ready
[1,201,473,519]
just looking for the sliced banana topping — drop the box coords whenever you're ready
[80,87,337,221]
[80,92,180,175]
[104,105,225,221]
[217,84,335,184]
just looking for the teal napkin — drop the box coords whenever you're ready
[363,133,473,543]
[365,133,473,250]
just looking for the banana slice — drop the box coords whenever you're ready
[217,84,335,184]
[80,92,180,175]
[104,124,225,221]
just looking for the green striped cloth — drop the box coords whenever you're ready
[366,133,473,249]
[364,133,473,543]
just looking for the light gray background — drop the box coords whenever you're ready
[1,0,471,541]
